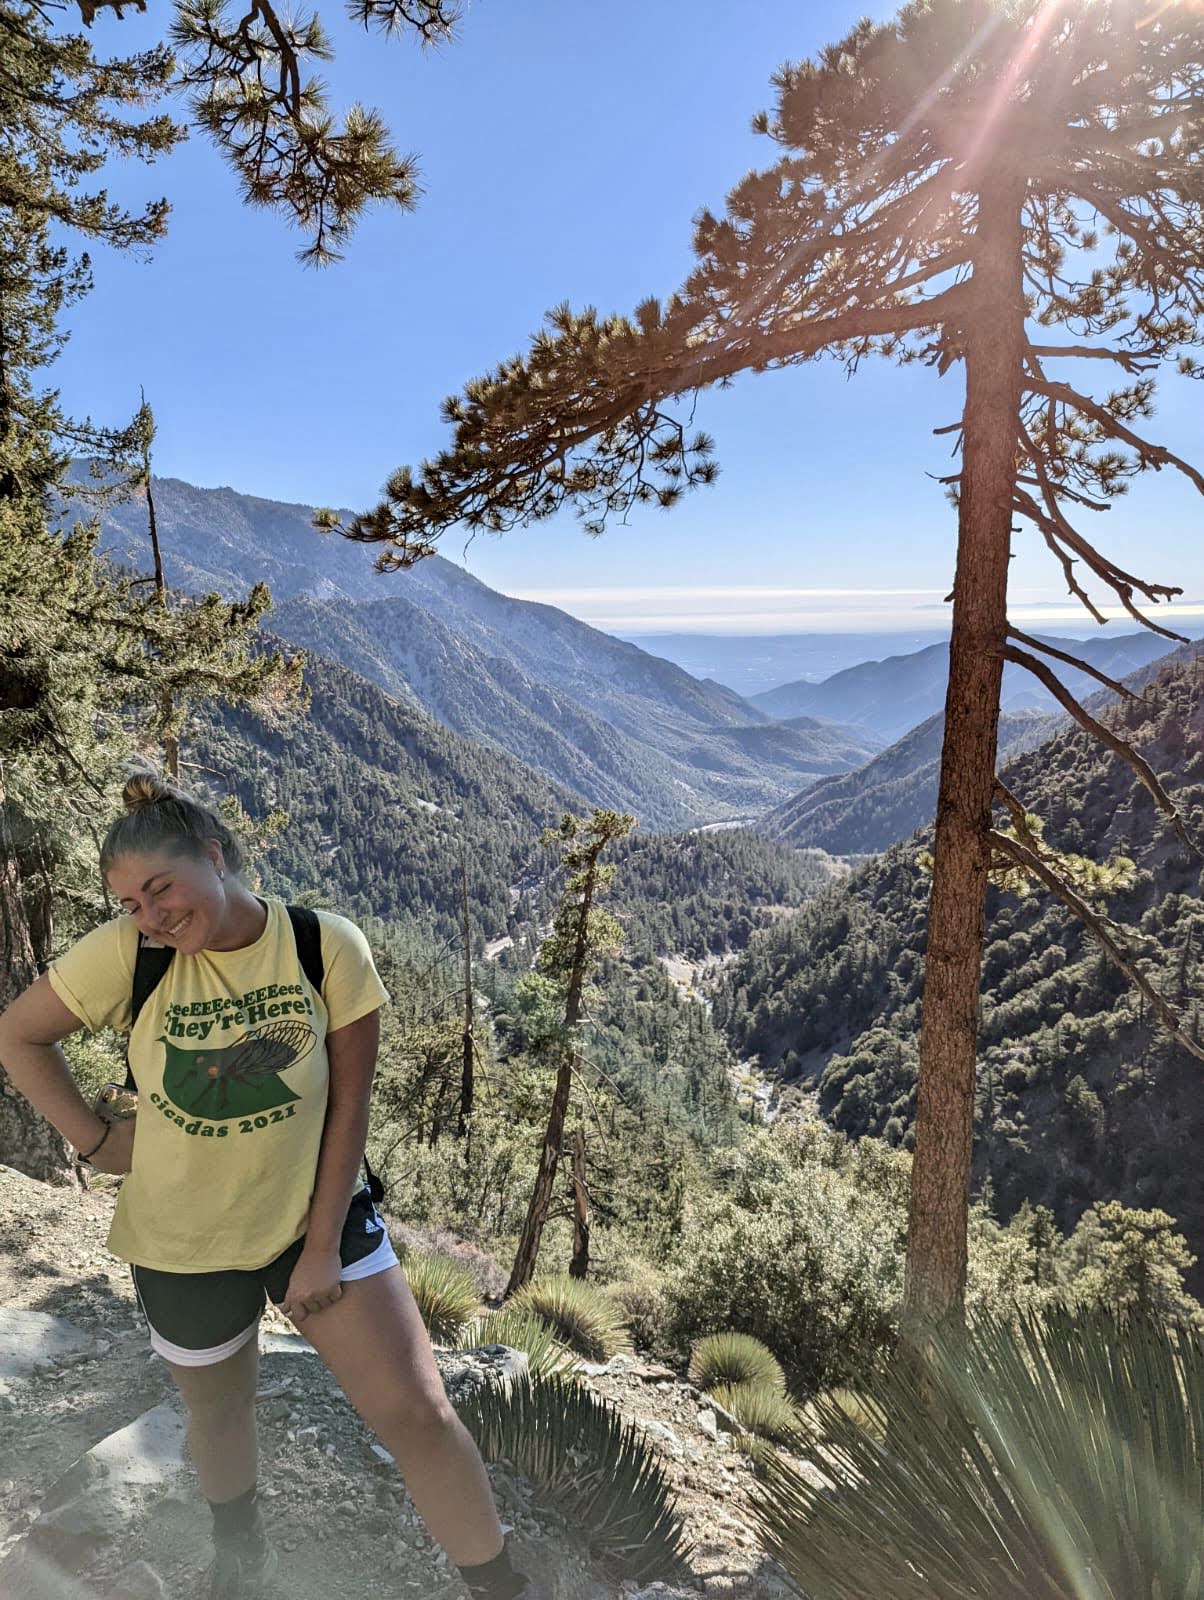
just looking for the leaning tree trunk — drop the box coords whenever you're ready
[568,1125,590,1279]
[902,174,1025,1340]
[506,1048,573,1296]
[0,774,77,1184]
[506,869,597,1297]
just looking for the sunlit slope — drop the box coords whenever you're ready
[762,708,1059,855]
[92,473,879,829]
[717,643,1204,1290]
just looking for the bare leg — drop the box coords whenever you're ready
[291,1266,504,1567]
[167,1335,259,1503]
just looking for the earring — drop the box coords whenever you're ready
[218,870,225,881]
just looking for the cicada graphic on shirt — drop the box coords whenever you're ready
[158,1021,317,1121]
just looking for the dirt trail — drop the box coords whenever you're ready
[0,1165,795,1600]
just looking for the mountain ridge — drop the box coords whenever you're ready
[85,474,883,828]
[752,632,1189,740]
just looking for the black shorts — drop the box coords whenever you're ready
[131,1187,398,1366]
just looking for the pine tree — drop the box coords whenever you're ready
[5,0,467,266]
[0,2,304,1179]
[506,809,634,1296]
[328,0,1204,1337]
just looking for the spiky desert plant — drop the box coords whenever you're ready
[509,1274,631,1362]
[403,1252,480,1343]
[690,1333,787,1395]
[752,1310,1204,1600]
[735,1433,783,1480]
[797,1387,887,1445]
[711,1382,802,1447]
[458,1370,689,1583]
[455,1308,574,1380]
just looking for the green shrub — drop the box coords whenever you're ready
[689,1332,786,1395]
[403,1252,480,1342]
[734,1432,782,1478]
[663,1160,902,1394]
[710,1381,801,1445]
[753,1310,1204,1600]
[509,1274,631,1362]
[1067,1201,1202,1326]
[458,1371,689,1583]
[606,1261,671,1354]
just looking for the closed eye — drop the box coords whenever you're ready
[120,881,172,914]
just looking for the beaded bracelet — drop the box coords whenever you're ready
[79,1122,112,1164]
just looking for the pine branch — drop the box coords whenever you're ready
[1004,627,1148,706]
[1011,484,1109,624]
[1014,416,1188,639]
[346,0,459,45]
[1000,644,1195,854]
[170,0,417,263]
[1026,343,1159,375]
[991,782,1204,1065]
[1027,377,1204,497]
[329,281,972,551]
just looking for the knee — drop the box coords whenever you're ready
[372,1386,459,1450]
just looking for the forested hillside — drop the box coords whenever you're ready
[89,473,881,829]
[716,646,1204,1289]
[187,642,581,943]
[607,830,839,960]
[762,708,1058,855]
[269,594,879,828]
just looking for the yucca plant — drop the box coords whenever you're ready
[752,1310,1204,1600]
[459,1370,691,1583]
[710,1381,802,1446]
[689,1332,787,1395]
[734,1432,783,1479]
[455,1308,574,1380]
[509,1274,631,1362]
[403,1252,480,1343]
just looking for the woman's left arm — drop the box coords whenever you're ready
[281,1007,381,1324]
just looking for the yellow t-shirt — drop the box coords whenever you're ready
[48,898,388,1273]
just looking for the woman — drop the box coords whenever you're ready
[0,771,531,1600]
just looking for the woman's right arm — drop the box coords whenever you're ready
[0,976,130,1171]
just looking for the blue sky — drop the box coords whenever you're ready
[56,0,1203,636]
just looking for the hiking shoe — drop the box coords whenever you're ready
[208,1532,280,1600]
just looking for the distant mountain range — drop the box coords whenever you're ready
[751,633,1187,742]
[84,475,881,828]
[81,470,1193,841]
[615,631,951,697]
[762,708,1062,856]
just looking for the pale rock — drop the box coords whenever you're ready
[106,1558,168,1600]
[0,1309,91,1380]
[641,1420,684,1457]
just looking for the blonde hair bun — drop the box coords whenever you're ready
[101,761,246,879]
[121,769,175,811]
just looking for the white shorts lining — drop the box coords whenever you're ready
[339,1228,400,1282]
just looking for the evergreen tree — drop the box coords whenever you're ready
[0,1,304,1179]
[328,0,1204,1337]
[506,808,634,1296]
[5,0,468,266]
[1070,1201,1200,1325]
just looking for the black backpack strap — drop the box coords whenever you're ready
[127,938,174,1090]
[284,904,324,995]
[284,904,384,1203]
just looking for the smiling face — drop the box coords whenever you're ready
[106,845,228,954]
